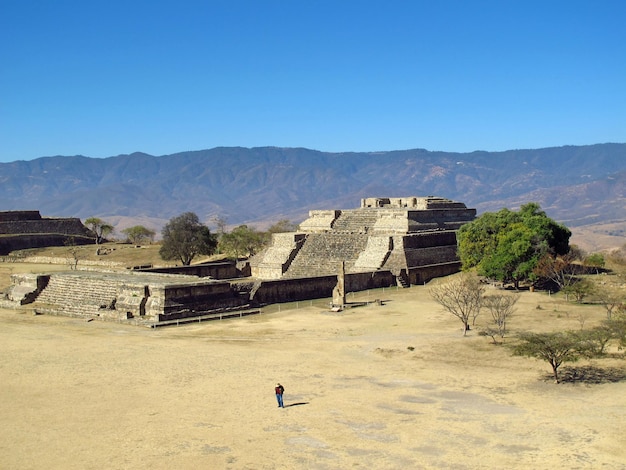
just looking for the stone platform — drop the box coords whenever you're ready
[250,196,475,284]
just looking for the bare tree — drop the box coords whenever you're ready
[533,253,578,291]
[482,293,519,338]
[210,215,228,236]
[595,288,623,320]
[430,274,484,336]
[64,237,82,270]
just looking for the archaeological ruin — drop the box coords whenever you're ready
[2,196,475,326]
[0,210,94,255]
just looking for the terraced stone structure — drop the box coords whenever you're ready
[2,197,475,326]
[251,196,476,285]
[0,210,94,255]
[6,271,251,326]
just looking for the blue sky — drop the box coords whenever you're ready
[1,0,625,162]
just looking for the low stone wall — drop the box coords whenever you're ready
[0,211,41,222]
[408,261,461,285]
[139,261,239,279]
[0,218,92,235]
[402,231,458,248]
[6,255,124,268]
[0,210,94,255]
[0,234,94,256]
[249,270,395,304]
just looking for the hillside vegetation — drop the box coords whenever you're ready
[0,144,624,250]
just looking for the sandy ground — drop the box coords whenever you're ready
[1,278,625,470]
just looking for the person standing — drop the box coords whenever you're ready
[275,383,285,408]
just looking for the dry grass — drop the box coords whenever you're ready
[8,242,169,266]
[0,243,226,290]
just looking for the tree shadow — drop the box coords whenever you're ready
[546,365,626,384]
[284,402,309,408]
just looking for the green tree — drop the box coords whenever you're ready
[512,331,581,383]
[457,203,571,288]
[429,274,484,336]
[121,225,156,245]
[84,217,114,245]
[584,252,605,274]
[159,212,217,265]
[575,324,615,357]
[219,225,266,259]
[607,316,626,350]
[561,278,595,303]
[268,219,299,233]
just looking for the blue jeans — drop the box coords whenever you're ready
[276,393,284,407]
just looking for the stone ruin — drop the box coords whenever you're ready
[251,196,476,284]
[0,210,94,255]
[2,196,476,326]
[5,270,253,326]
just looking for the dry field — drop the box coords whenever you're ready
[1,261,625,469]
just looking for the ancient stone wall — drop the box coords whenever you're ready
[0,234,94,256]
[0,210,95,255]
[361,196,470,209]
[249,270,395,304]
[0,210,41,222]
[0,218,92,235]
[408,261,461,285]
[138,261,239,280]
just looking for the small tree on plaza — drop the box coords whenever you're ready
[595,287,624,321]
[63,237,82,270]
[430,274,484,336]
[512,331,581,383]
[481,293,519,340]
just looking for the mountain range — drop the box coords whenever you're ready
[1,143,624,251]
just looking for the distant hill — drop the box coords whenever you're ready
[1,144,624,250]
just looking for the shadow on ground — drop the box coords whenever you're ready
[284,402,309,408]
[547,365,626,384]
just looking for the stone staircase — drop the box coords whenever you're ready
[331,210,379,233]
[352,236,392,271]
[396,275,410,288]
[252,233,305,279]
[284,233,369,278]
[33,273,122,317]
